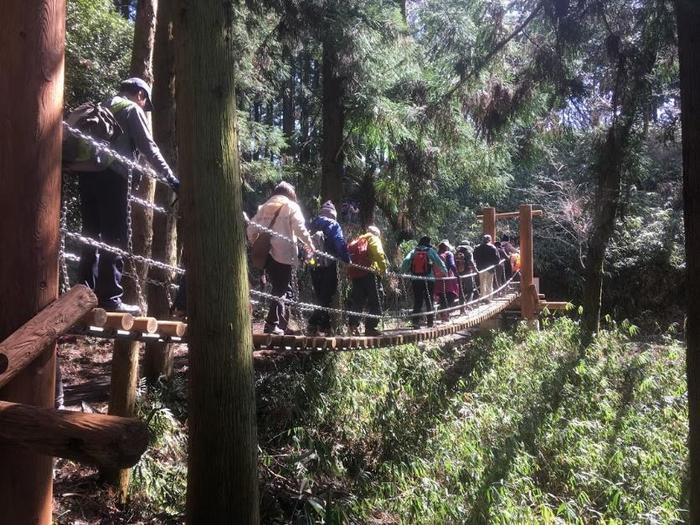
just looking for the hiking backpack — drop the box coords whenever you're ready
[310,230,333,268]
[432,252,449,279]
[454,250,467,274]
[347,236,371,279]
[62,101,125,171]
[411,249,430,275]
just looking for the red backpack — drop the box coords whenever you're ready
[411,249,430,275]
[347,235,371,279]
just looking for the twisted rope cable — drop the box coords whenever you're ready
[62,122,173,186]
[245,217,504,282]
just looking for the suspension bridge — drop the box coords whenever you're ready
[53,123,567,352]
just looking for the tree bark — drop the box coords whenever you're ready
[282,58,296,157]
[123,0,159,313]
[321,39,345,203]
[175,1,259,523]
[145,0,178,382]
[299,52,312,164]
[0,286,96,390]
[0,400,148,470]
[358,167,376,228]
[0,2,65,523]
[676,0,700,519]
[105,0,159,501]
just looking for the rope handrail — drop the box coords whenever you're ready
[60,122,523,330]
[61,124,512,284]
[62,230,185,275]
[62,123,173,187]
[250,272,520,322]
[245,217,505,282]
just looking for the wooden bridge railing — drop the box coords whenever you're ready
[0,286,149,470]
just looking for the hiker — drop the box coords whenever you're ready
[500,233,517,255]
[347,226,387,336]
[401,236,447,328]
[455,241,478,305]
[73,77,179,314]
[433,240,460,321]
[306,201,350,336]
[247,182,315,335]
[473,235,501,302]
[494,241,513,283]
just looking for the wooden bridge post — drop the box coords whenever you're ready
[0,1,65,523]
[482,207,496,240]
[104,339,140,503]
[519,204,537,322]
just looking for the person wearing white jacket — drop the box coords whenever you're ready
[247,182,315,334]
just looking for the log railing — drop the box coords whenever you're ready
[0,284,149,470]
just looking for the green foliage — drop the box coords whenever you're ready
[65,0,133,108]
[255,318,688,523]
[130,378,188,519]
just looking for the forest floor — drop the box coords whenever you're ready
[52,317,689,524]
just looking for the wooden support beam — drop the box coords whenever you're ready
[82,308,108,327]
[476,209,543,220]
[104,338,140,498]
[104,312,135,331]
[132,317,158,334]
[482,207,496,240]
[539,301,570,311]
[0,400,148,469]
[520,204,536,320]
[0,2,66,519]
[154,321,186,338]
[0,285,97,390]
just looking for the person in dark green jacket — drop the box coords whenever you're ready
[76,78,178,314]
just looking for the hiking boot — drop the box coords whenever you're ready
[365,327,382,337]
[101,301,141,316]
[264,325,285,336]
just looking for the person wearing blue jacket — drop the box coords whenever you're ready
[401,236,447,329]
[307,201,350,335]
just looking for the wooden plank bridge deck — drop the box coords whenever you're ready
[74,290,521,352]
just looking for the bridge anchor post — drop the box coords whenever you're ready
[519,204,539,329]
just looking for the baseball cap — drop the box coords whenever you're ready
[120,77,154,111]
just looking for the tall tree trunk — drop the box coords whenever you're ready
[321,39,345,203]
[358,166,377,228]
[581,39,658,341]
[265,99,274,160]
[299,52,311,164]
[123,0,158,313]
[175,1,259,523]
[145,0,178,381]
[282,58,296,158]
[581,122,633,338]
[253,98,261,161]
[677,0,700,519]
[0,2,64,523]
[106,0,158,500]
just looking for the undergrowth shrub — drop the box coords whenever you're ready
[257,318,688,524]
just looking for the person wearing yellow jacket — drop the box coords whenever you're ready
[347,225,387,336]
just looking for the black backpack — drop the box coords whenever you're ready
[62,101,124,171]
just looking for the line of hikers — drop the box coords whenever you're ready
[245,181,521,337]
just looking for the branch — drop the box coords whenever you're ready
[432,1,545,109]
